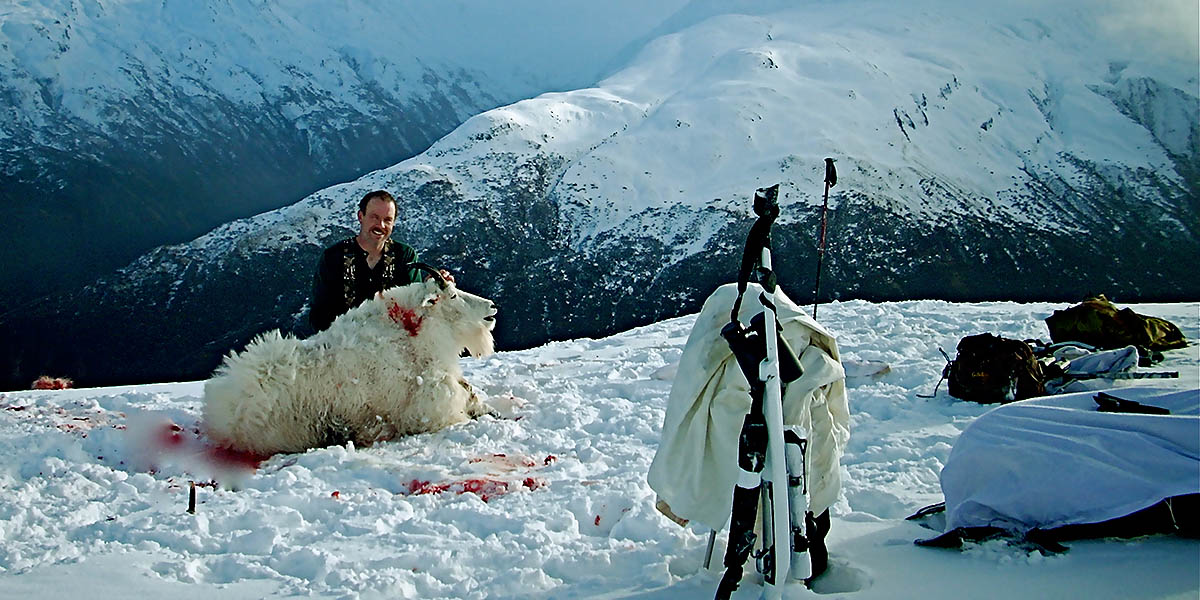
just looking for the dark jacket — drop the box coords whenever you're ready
[309,237,423,332]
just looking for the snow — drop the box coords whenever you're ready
[1,298,1196,599]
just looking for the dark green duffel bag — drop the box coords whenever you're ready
[1045,295,1188,352]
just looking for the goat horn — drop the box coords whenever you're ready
[406,262,449,289]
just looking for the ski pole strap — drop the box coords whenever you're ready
[824,157,837,187]
[916,347,952,398]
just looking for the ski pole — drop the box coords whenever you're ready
[755,185,794,599]
[812,158,837,319]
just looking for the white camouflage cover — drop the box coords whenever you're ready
[941,387,1200,532]
[648,283,849,531]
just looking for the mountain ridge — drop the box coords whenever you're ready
[0,0,689,305]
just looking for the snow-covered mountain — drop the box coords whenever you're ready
[0,0,689,305]
[2,0,1198,389]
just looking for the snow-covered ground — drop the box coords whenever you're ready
[0,298,1196,599]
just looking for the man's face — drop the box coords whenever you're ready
[357,197,396,243]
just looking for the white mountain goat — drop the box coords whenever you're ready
[202,271,498,456]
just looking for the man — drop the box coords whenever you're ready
[309,190,443,332]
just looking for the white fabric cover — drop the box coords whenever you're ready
[1060,345,1140,376]
[941,387,1200,532]
[1045,345,1140,394]
[648,283,849,530]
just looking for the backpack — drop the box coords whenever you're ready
[1045,295,1187,352]
[947,333,1045,404]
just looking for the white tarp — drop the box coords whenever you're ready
[941,387,1200,532]
[1044,345,1141,394]
[648,283,849,531]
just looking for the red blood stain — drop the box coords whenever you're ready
[408,479,442,495]
[150,421,266,471]
[387,300,424,336]
[331,491,340,499]
[408,476,546,502]
[543,455,557,465]
[158,422,186,447]
[595,515,602,526]
[206,445,268,470]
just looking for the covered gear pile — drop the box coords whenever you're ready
[1045,295,1187,353]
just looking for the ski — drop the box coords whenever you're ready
[757,235,794,597]
[715,184,812,600]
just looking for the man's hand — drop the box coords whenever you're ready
[425,269,456,284]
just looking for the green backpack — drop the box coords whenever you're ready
[947,333,1045,404]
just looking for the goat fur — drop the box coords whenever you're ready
[203,279,497,456]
